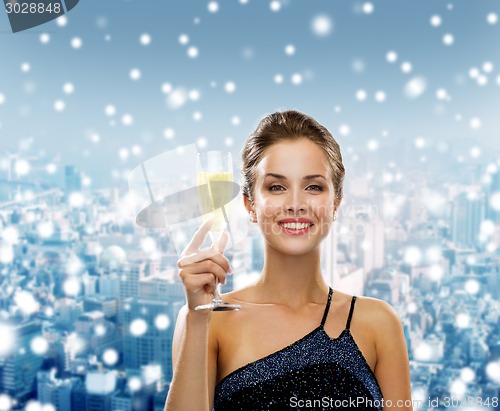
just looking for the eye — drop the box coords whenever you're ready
[269,184,285,192]
[306,185,323,191]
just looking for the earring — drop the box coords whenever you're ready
[249,212,257,223]
[333,214,337,221]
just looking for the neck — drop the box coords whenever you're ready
[255,245,329,306]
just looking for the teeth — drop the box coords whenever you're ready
[280,222,311,230]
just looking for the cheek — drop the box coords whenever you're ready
[311,198,335,219]
[257,197,283,219]
[312,200,335,238]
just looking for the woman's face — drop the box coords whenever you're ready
[246,138,336,256]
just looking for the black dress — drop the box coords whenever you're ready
[213,288,383,410]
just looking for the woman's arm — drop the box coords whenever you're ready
[373,300,413,410]
[164,220,231,411]
[164,306,218,411]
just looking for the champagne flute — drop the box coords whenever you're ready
[195,151,241,311]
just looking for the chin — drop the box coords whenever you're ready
[270,241,320,257]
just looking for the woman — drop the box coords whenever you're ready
[165,110,412,410]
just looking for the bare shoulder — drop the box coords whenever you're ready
[357,295,399,317]
[354,296,404,342]
[355,296,401,323]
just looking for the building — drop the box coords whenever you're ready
[55,298,84,327]
[84,370,118,411]
[71,378,87,411]
[138,271,185,302]
[37,370,78,411]
[119,261,149,301]
[84,296,119,319]
[121,297,183,382]
[450,191,485,248]
[0,321,44,404]
[65,166,82,196]
[98,273,120,299]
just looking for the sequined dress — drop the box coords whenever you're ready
[213,288,383,410]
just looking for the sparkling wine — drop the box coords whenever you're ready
[196,171,233,231]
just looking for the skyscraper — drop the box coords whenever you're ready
[64,165,82,196]
[451,191,485,247]
[0,321,44,404]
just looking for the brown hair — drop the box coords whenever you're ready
[241,110,345,208]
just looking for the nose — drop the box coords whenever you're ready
[286,189,307,214]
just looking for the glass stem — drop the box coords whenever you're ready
[213,278,223,303]
[209,230,224,304]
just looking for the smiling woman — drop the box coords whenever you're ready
[165,110,412,411]
[244,137,337,250]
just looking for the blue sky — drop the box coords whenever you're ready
[0,0,499,188]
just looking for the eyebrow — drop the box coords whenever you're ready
[264,173,327,181]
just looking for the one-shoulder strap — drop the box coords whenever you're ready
[320,287,334,327]
[346,296,357,330]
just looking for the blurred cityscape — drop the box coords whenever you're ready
[0,148,500,411]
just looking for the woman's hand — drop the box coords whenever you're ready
[177,218,232,312]
[167,218,226,410]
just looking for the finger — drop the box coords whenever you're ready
[182,272,216,288]
[182,273,217,293]
[215,253,232,273]
[218,231,229,253]
[179,250,231,274]
[205,253,231,274]
[182,254,231,277]
[184,259,228,282]
[180,262,227,285]
[178,247,219,266]
[182,218,214,255]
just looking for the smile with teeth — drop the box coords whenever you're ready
[279,222,313,230]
